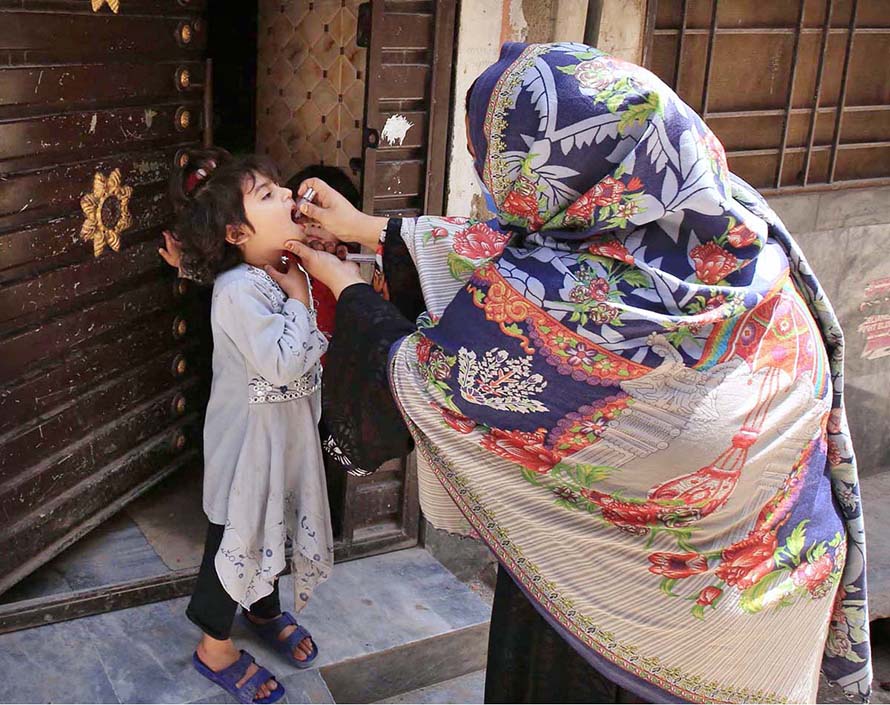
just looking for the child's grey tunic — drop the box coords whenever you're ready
[203,263,332,610]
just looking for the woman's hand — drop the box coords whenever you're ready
[264,260,310,306]
[284,240,365,300]
[292,221,348,257]
[297,178,388,249]
[158,230,183,270]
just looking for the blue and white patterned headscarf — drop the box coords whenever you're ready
[386,43,871,702]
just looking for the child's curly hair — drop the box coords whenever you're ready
[169,147,280,284]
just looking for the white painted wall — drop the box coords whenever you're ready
[444,2,505,218]
[444,0,647,217]
[595,0,647,62]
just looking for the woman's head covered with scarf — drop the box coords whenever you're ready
[464,42,769,267]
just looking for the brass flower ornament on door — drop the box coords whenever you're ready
[80,168,134,257]
[91,0,121,13]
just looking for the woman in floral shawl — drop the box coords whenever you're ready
[289,42,872,703]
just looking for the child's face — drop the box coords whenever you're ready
[239,172,305,257]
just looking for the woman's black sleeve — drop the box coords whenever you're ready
[320,218,429,475]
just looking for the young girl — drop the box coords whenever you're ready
[165,148,333,704]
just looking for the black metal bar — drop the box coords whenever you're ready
[759,176,890,196]
[728,141,890,159]
[653,26,888,35]
[775,0,807,188]
[641,0,658,68]
[673,0,689,91]
[829,0,859,182]
[704,104,890,120]
[803,0,834,186]
[700,0,719,114]
[202,58,213,148]
[0,570,200,636]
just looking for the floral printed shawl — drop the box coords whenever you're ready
[387,43,871,702]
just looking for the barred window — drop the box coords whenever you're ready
[644,0,890,193]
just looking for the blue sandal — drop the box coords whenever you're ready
[244,612,319,668]
[192,649,285,704]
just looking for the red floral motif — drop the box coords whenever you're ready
[428,348,452,381]
[827,409,844,435]
[582,491,660,530]
[591,176,626,206]
[430,226,449,241]
[791,554,833,593]
[754,441,812,533]
[831,586,847,625]
[565,192,596,225]
[690,242,738,285]
[703,129,729,177]
[647,551,709,580]
[480,427,561,474]
[589,278,610,302]
[503,190,542,228]
[569,278,609,304]
[453,223,511,259]
[687,294,729,333]
[588,304,615,325]
[588,239,635,264]
[569,285,591,303]
[565,177,631,226]
[827,439,842,466]
[696,586,723,606]
[702,294,727,313]
[727,223,758,248]
[432,404,477,434]
[443,216,470,225]
[415,336,433,365]
[715,531,778,589]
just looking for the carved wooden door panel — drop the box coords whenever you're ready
[0,1,209,594]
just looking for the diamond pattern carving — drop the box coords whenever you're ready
[258,0,367,187]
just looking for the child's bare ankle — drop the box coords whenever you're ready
[198,634,235,659]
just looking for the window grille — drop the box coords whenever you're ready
[643,0,890,193]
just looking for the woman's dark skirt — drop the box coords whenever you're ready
[484,566,642,704]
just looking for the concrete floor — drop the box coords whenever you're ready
[375,653,890,704]
[0,549,492,704]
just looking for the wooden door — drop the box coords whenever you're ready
[0,1,210,595]
[317,0,457,560]
[360,0,456,216]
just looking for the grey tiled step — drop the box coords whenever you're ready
[322,623,488,704]
[0,548,492,705]
[375,670,485,704]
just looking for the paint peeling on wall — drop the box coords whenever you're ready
[859,316,890,360]
[506,0,529,42]
[859,276,890,360]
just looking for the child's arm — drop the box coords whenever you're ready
[217,278,328,386]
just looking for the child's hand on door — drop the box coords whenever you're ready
[158,230,183,271]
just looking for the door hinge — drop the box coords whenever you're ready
[356,3,371,48]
